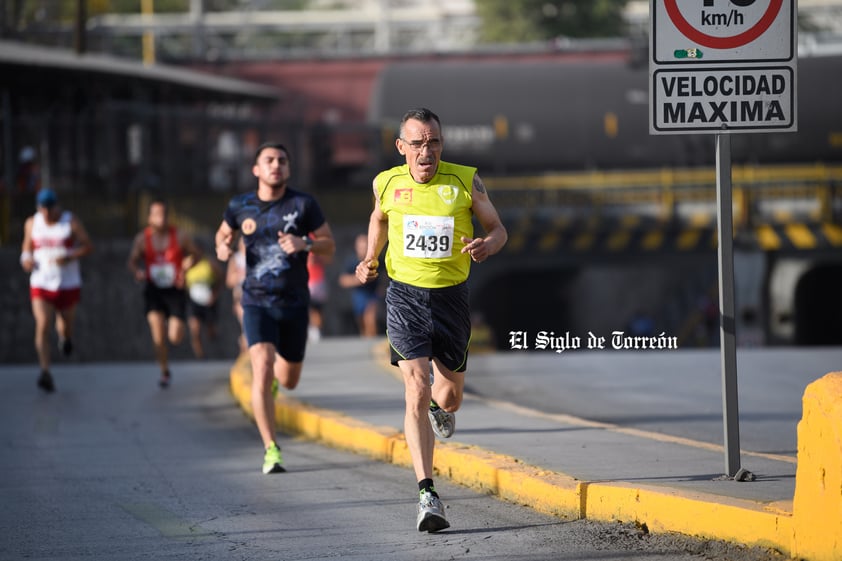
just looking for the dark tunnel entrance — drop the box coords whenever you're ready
[470,259,720,351]
[471,269,579,351]
[794,264,842,346]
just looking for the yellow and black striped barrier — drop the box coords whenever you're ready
[487,163,842,254]
[502,216,842,255]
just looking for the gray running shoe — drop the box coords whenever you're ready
[428,403,455,439]
[416,491,450,532]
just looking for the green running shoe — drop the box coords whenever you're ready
[262,442,286,474]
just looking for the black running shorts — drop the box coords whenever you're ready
[385,279,471,373]
[144,284,187,320]
[242,304,308,363]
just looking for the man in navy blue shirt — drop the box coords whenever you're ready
[215,141,335,474]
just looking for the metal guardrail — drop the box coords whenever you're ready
[485,164,842,227]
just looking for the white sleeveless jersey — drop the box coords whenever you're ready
[30,211,82,291]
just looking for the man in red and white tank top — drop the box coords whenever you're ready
[127,198,199,388]
[20,188,94,393]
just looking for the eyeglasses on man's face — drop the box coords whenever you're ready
[400,138,442,152]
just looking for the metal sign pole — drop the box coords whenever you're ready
[715,133,746,479]
[651,0,793,482]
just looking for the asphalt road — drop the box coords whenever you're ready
[0,359,788,561]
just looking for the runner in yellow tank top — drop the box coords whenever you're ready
[355,108,508,533]
[376,160,476,288]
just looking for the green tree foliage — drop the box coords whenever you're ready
[475,0,629,43]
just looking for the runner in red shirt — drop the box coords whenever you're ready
[128,198,199,388]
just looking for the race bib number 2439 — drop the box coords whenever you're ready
[403,215,454,258]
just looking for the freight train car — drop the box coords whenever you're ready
[367,52,842,347]
[368,53,842,174]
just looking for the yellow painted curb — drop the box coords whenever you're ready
[229,352,405,464]
[229,353,794,556]
[432,442,583,520]
[585,482,791,550]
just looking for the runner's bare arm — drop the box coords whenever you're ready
[309,222,336,260]
[356,181,388,284]
[215,220,236,262]
[460,173,507,263]
[20,217,35,272]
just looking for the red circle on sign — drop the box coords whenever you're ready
[664,0,783,50]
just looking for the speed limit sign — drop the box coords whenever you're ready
[650,0,797,133]
[653,0,795,64]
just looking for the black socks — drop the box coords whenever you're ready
[418,478,439,498]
